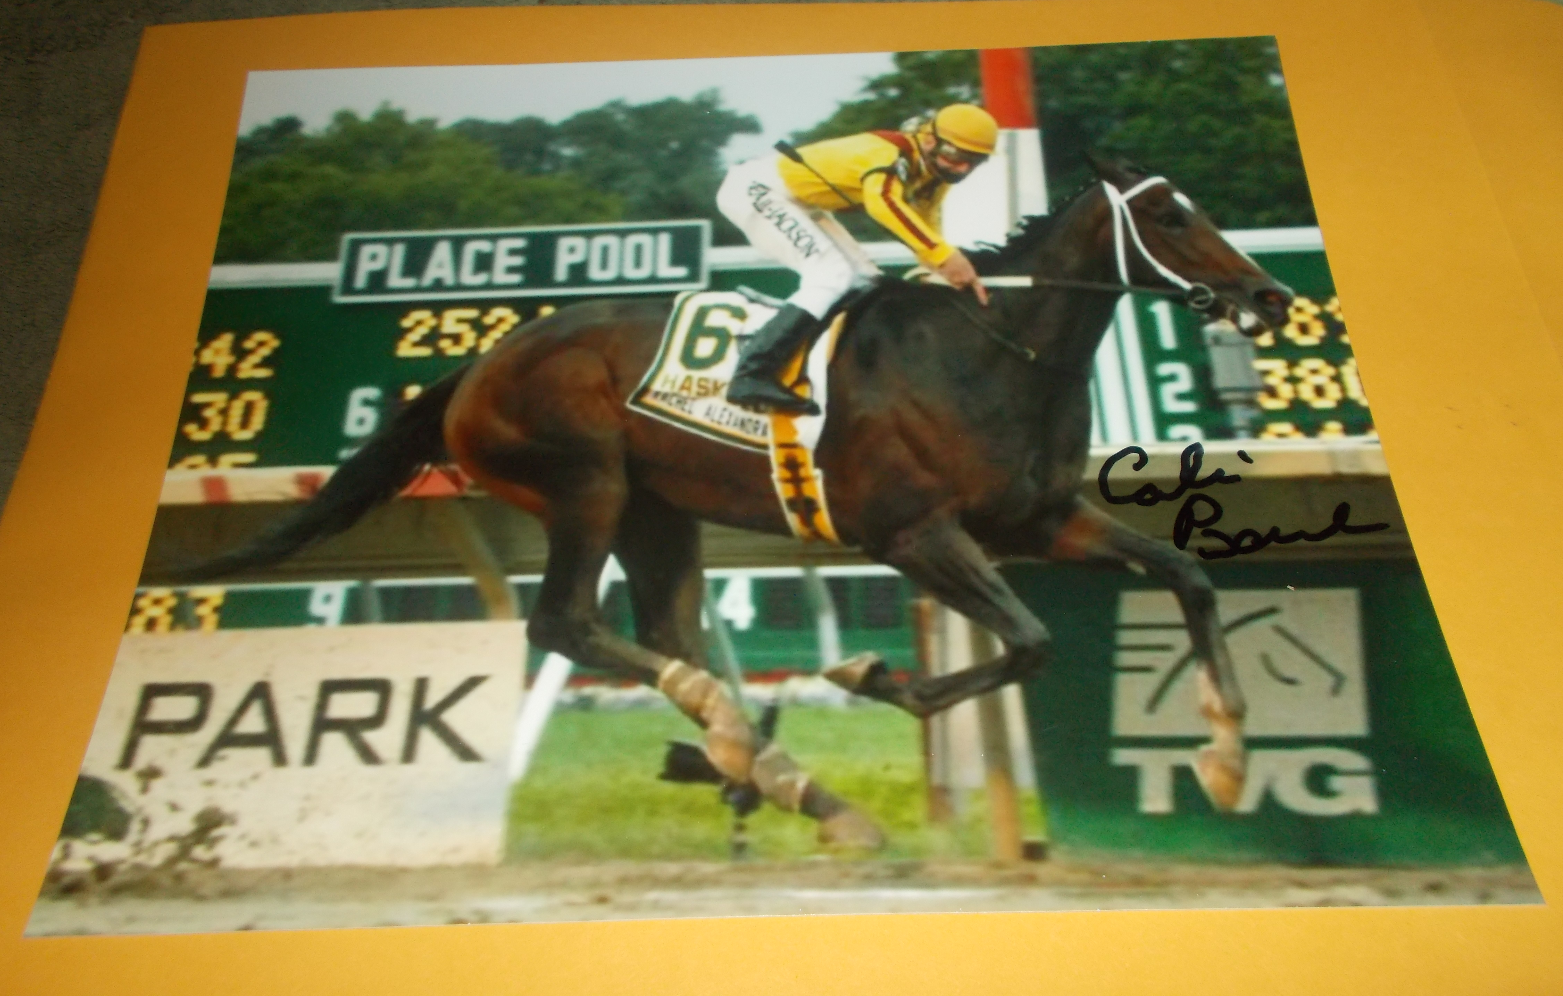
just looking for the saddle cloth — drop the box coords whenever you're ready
[627,290,846,543]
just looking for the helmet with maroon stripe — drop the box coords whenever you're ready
[920,104,998,182]
[933,104,998,155]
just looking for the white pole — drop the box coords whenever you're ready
[802,566,842,669]
[506,653,572,782]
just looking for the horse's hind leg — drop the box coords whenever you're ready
[831,506,1246,813]
[1048,499,1247,811]
[613,488,884,848]
[827,514,1054,714]
[523,465,756,784]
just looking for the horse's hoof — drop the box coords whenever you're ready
[818,808,886,850]
[823,652,886,695]
[1195,745,1246,812]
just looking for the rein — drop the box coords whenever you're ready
[931,273,1212,307]
[1029,276,1213,309]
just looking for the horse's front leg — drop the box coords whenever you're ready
[825,514,1052,716]
[1045,498,1247,812]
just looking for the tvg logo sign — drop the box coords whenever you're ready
[1114,746,1378,817]
[1108,588,1378,817]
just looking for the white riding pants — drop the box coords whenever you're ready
[715,157,881,320]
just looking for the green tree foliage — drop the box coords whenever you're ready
[216,108,622,263]
[218,91,760,262]
[216,44,1312,263]
[794,38,1314,229]
[453,90,760,243]
[446,116,559,174]
[1033,38,1313,228]
[232,115,306,171]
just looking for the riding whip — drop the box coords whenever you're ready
[774,140,857,211]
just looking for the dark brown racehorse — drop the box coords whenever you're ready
[184,158,1293,847]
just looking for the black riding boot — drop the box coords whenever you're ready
[726,303,824,417]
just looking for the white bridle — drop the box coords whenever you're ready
[1102,176,1199,293]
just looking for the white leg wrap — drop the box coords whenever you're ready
[750,742,811,813]
[656,660,754,782]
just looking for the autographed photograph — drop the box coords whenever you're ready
[28,35,1536,936]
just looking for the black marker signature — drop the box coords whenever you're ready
[1098,442,1391,560]
[1173,494,1389,560]
[1098,442,1252,506]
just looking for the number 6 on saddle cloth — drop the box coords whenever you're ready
[628,285,858,544]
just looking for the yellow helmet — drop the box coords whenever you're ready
[932,104,999,155]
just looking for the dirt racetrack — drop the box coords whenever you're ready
[27,860,1541,935]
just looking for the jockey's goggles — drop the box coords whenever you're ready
[932,140,989,171]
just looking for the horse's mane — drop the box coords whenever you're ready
[964,175,1128,276]
[966,213,1058,276]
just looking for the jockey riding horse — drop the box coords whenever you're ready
[717,103,999,416]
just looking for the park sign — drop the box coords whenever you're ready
[51,623,525,870]
[334,220,710,303]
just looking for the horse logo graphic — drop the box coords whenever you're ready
[1112,588,1366,738]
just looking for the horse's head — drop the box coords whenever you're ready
[1084,155,1294,336]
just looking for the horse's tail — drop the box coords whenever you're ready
[171,365,470,582]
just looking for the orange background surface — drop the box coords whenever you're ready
[1,0,1561,991]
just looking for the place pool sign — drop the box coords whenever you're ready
[334,220,710,303]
